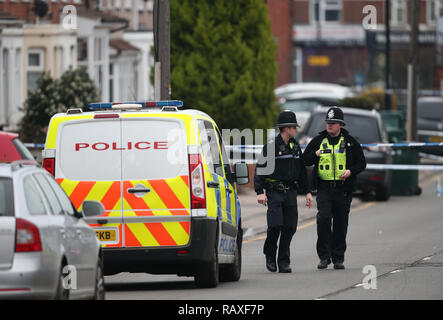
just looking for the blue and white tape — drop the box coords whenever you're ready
[24,143,45,149]
[228,142,443,151]
[227,143,443,170]
[366,164,443,171]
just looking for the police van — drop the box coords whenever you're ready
[42,101,249,288]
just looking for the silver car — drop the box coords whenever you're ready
[0,161,105,299]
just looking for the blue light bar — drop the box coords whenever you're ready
[89,102,113,109]
[88,100,183,110]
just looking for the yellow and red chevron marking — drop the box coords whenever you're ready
[123,176,191,247]
[56,178,121,212]
[56,178,123,248]
[56,176,192,248]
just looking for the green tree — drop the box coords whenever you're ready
[171,0,278,131]
[20,68,99,142]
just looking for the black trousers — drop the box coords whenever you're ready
[263,188,298,267]
[316,184,352,264]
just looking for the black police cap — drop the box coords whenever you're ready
[276,110,300,128]
[325,107,345,126]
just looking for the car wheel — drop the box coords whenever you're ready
[92,257,105,300]
[194,240,219,288]
[375,185,391,201]
[54,262,70,300]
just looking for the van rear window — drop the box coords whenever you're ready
[121,118,187,180]
[59,120,122,181]
[58,118,187,181]
[0,178,14,217]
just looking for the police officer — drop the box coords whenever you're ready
[303,107,366,270]
[254,110,312,273]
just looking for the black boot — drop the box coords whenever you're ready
[317,259,331,270]
[278,264,292,273]
[333,262,345,270]
[266,256,277,272]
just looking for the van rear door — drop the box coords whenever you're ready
[56,118,123,248]
[120,117,191,248]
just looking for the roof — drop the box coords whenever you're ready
[110,39,140,52]
[77,8,128,24]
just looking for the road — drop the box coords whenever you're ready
[104,173,443,300]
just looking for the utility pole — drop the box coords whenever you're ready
[384,0,391,110]
[406,0,420,141]
[153,0,171,100]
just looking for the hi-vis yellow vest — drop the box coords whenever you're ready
[318,136,347,181]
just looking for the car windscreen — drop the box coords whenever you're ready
[0,178,14,217]
[418,101,443,120]
[11,138,35,160]
[281,100,321,112]
[305,112,382,144]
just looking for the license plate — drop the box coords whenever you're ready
[95,229,116,242]
[429,136,443,142]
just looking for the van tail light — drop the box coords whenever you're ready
[188,154,206,209]
[15,218,42,252]
[42,158,55,176]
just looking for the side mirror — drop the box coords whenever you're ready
[82,200,105,217]
[234,162,249,185]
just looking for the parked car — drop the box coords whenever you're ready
[417,96,443,156]
[0,161,105,299]
[0,131,35,163]
[298,107,392,201]
[275,83,354,129]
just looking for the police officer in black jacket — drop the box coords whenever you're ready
[303,107,366,270]
[254,110,312,273]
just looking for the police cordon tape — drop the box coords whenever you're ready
[227,142,443,170]
[24,142,443,170]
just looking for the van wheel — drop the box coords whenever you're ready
[194,242,219,288]
[54,262,69,300]
[220,227,242,282]
[220,241,242,282]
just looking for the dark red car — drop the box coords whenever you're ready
[0,131,35,162]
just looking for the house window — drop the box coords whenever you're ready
[58,46,65,76]
[2,49,9,121]
[137,0,144,11]
[146,0,153,12]
[94,38,102,61]
[124,0,131,10]
[15,49,22,102]
[78,38,88,62]
[427,0,443,24]
[311,0,342,24]
[27,49,45,92]
[391,0,408,26]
